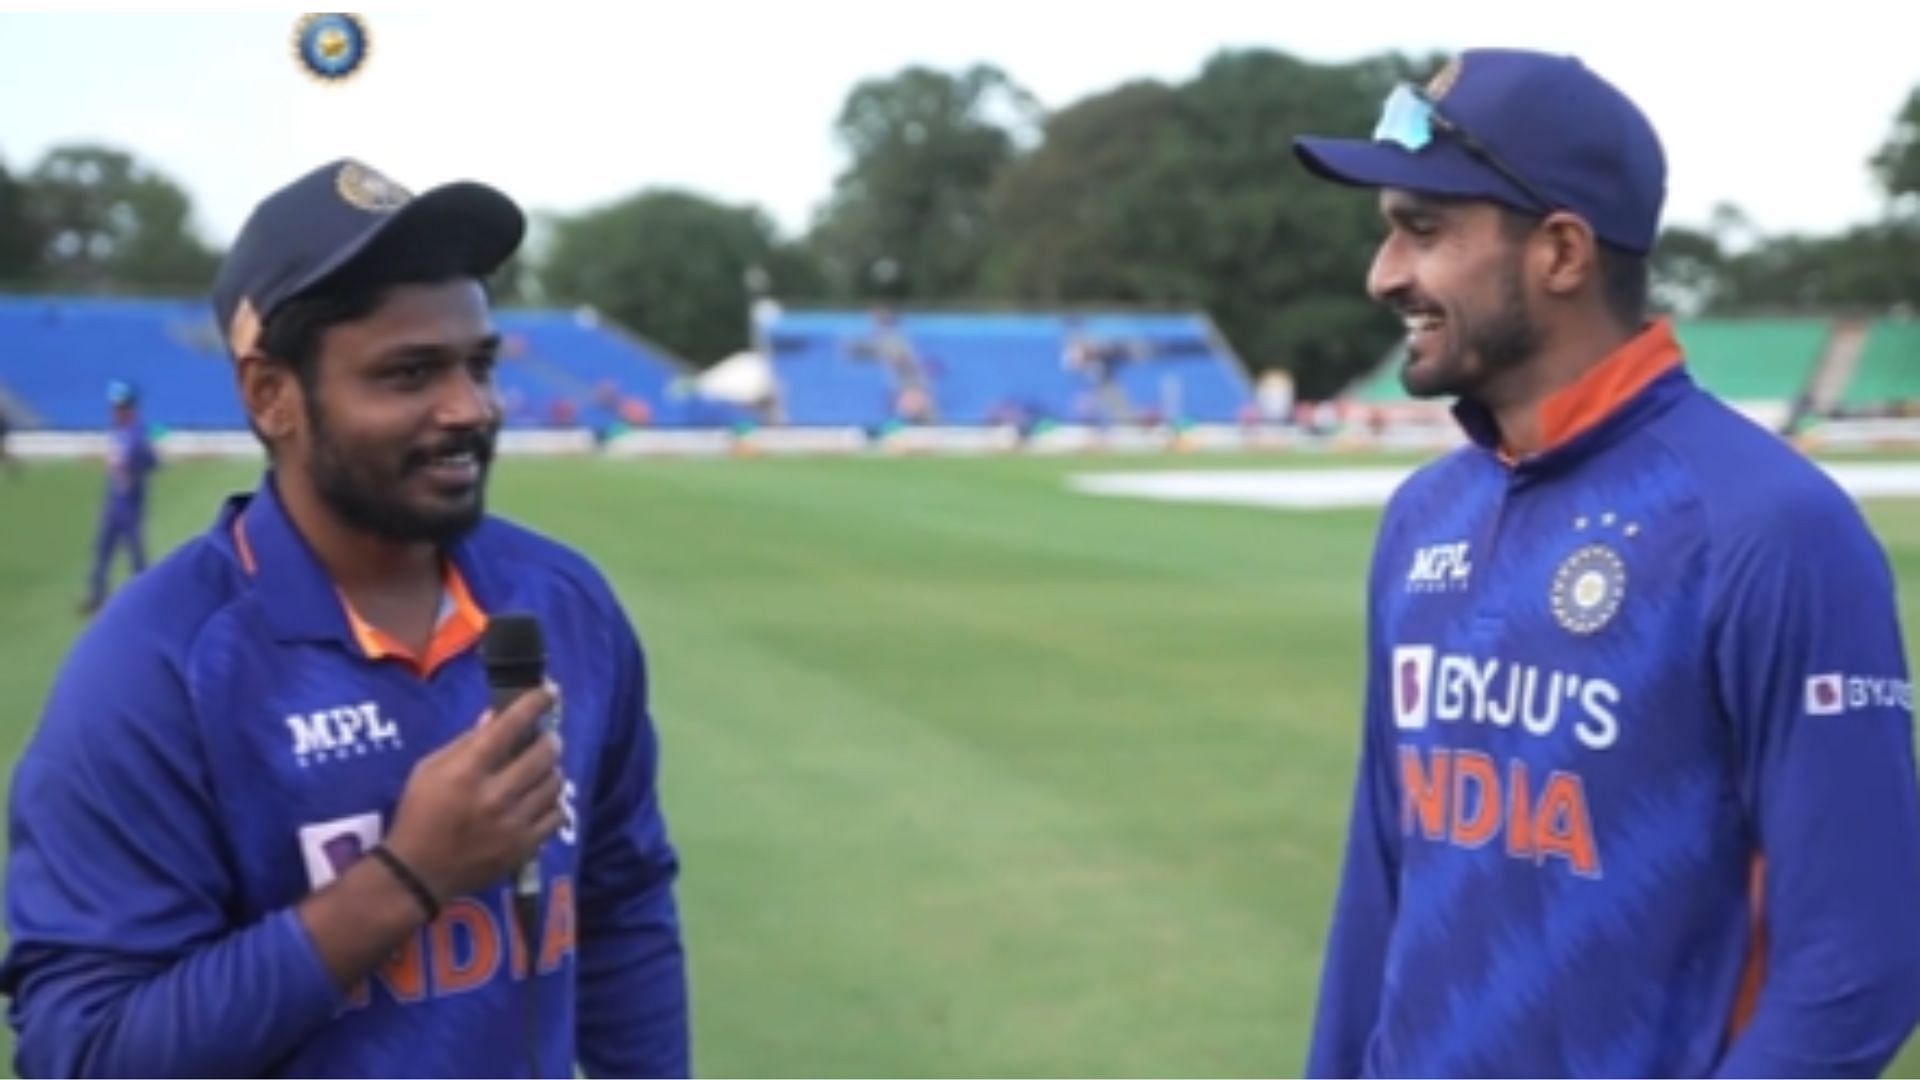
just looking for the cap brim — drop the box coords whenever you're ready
[291,180,526,301]
[1292,135,1534,208]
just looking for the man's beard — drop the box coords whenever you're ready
[1400,258,1542,400]
[1465,262,1542,382]
[305,401,495,545]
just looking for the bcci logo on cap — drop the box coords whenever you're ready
[335,160,411,213]
[292,13,371,83]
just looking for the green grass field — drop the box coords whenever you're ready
[1,453,1917,1077]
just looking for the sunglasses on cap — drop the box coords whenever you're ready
[1373,83,1559,215]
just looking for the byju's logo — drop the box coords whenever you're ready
[1805,673,1912,717]
[286,701,403,767]
[1392,645,1435,730]
[297,812,383,889]
[1388,645,1621,750]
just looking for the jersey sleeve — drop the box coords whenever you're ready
[1,616,343,1077]
[1708,489,1920,1077]
[572,603,690,1079]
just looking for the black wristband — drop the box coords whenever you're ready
[368,845,441,921]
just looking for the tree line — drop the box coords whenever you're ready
[4,51,1916,399]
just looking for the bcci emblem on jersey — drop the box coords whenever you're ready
[1551,543,1627,635]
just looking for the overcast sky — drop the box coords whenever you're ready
[2,3,1915,252]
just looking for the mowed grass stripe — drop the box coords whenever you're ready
[513,458,1348,1074]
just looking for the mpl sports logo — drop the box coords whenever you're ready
[286,700,404,768]
[1406,541,1472,593]
[1805,673,1913,716]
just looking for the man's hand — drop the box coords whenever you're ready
[295,684,565,994]
[383,684,564,904]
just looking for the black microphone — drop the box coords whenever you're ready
[480,612,549,1079]
[480,612,548,906]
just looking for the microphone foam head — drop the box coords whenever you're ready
[481,612,545,670]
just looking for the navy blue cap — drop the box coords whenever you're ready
[211,158,525,359]
[1293,48,1667,255]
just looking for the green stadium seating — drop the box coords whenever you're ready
[1350,350,1412,403]
[1671,318,1828,401]
[1840,321,1920,406]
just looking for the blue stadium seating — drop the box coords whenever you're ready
[764,310,1254,427]
[0,296,742,431]
[491,310,755,431]
[0,296,239,429]
[0,297,1252,432]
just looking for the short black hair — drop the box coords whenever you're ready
[1500,209,1648,329]
[256,277,395,393]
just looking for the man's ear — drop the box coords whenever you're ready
[1534,211,1601,300]
[237,352,300,445]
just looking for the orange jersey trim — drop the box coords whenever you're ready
[1502,318,1683,463]
[232,511,485,678]
[232,516,258,575]
[1726,853,1769,1040]
[338,563,487,679]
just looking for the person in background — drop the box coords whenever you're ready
[847,306,938,424]
[79,378,159,615]
[0,404,20,479]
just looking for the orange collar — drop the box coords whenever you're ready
[1498,318,1682,464]
[337,563,487,679]
[231,511,487,679]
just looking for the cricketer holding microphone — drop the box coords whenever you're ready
[1,159,689,1077]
